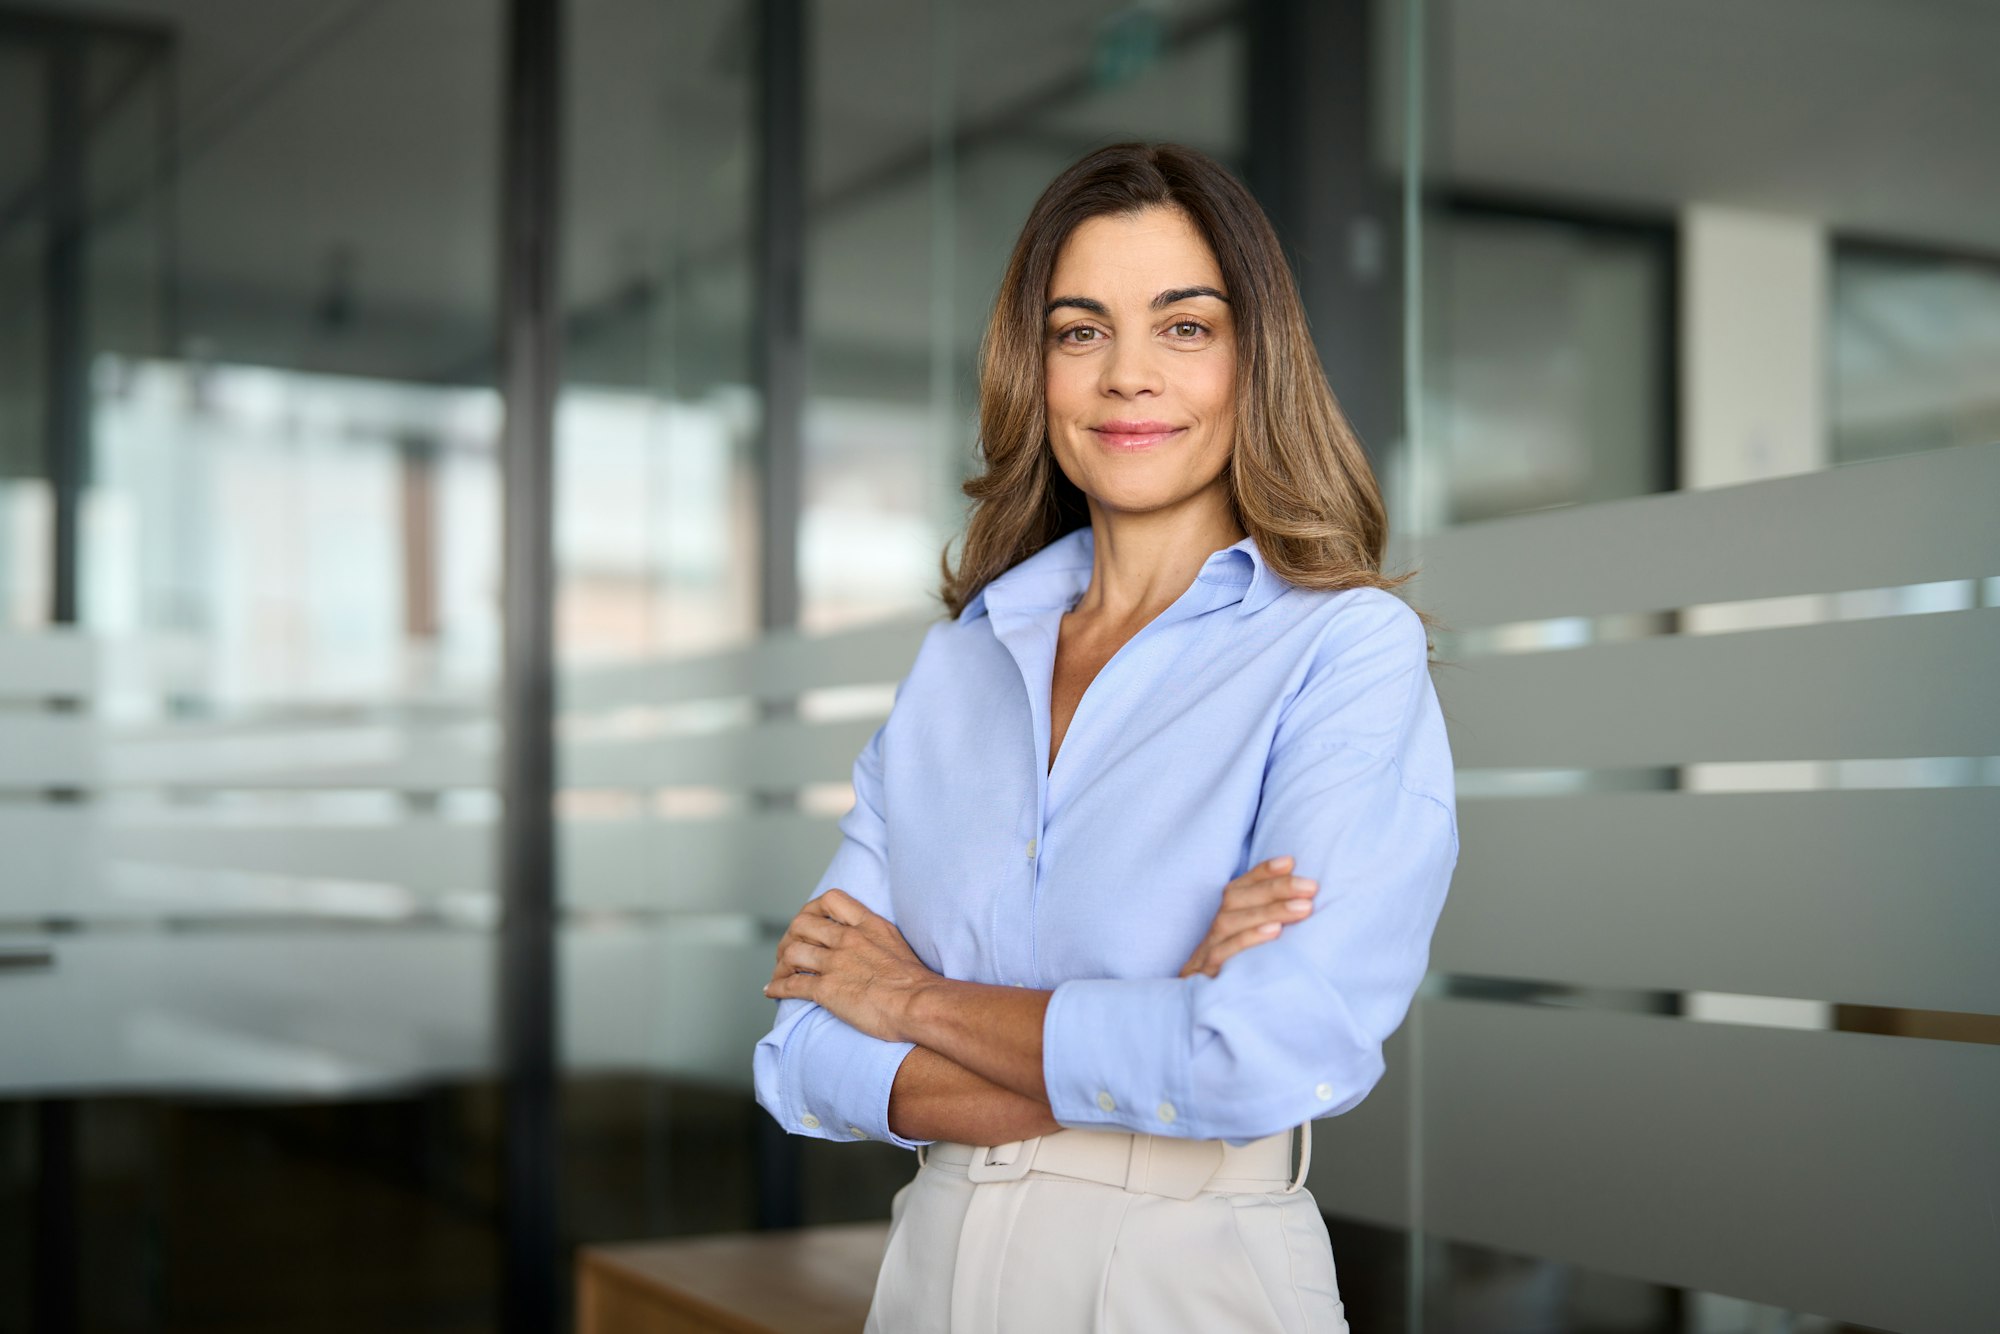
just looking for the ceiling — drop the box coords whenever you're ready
[16,0,1996,391]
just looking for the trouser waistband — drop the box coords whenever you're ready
[917,1123,1309,1200]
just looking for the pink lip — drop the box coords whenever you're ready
[1091,420,1185,450]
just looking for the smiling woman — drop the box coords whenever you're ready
[753,142,1459,1333]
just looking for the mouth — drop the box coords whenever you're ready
[1089,420,1186,451]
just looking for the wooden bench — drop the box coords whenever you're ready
[576,1222,891,1334]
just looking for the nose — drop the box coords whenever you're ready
[1100,332,1164,398]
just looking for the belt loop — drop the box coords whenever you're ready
[915,1143,929,1169]
[1123,1132,1151,1195]
[1283,1123,1312,1194]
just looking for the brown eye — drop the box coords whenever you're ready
[1171,320,1205,338]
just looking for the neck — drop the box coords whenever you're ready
[1073,495,1245,623]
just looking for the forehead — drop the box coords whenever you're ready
[1047,207,1223,300]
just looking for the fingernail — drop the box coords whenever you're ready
[1291,877,1317,892]
[1271,856,1294,871]
[1258,922,1281,936]
[1287,899,1313,915]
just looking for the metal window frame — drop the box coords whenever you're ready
[495,0,563,1328]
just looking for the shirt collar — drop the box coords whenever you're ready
[957,526,1286,623]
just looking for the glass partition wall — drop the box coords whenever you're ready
[1,4,507,1329]
[1368,2,2000,1332]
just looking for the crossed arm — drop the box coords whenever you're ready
[763,856,1319,1145]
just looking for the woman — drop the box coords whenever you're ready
[753,142,1458,1332]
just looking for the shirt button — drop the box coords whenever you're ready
[1026,837,1038,860]
[1096,1091,1116,1112]
[848,1125,868,1140]
[1314,1082,1334,1101]
[800,1113,821,1130]
[1157,1101,1177,1124]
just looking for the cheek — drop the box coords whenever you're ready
[1191,357,1237,419]
[1044,356,1091,420]
[1185,359,1237,462]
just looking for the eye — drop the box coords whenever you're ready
[1057,326,1102,345]
[1169,320,1208,339]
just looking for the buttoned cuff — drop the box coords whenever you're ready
[766,1005,929,1149]
[1042,975,1197,1137]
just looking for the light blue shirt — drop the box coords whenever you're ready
[752,525,1459,1148]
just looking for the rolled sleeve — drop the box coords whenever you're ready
[1042,975,1193,1131]
[1041,593,1459,1144]
[749,712,933,1150]
[754,1000,922,1146]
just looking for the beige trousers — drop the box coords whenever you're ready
[863,1127,1348,1333]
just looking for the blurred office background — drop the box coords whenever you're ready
[1,0,1994,1330]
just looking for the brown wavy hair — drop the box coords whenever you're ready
[938,141,1430,639]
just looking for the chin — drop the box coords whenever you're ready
[1088,482,1206,516]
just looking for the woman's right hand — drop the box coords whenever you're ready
[1178,855,1318,979]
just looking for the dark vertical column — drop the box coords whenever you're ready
[1243,0,1292,266]
[1246,0,1400,463]
[754,0,806,634]
[751,0,807,1230]
[495,0,563,1328]
[46,31,86,625]
[35,31,87,1334]
[31,1099,78,1334]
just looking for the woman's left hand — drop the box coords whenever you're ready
[764,888,939,1044]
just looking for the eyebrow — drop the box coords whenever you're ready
[1043,286,1230,319]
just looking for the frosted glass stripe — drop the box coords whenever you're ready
[0,806,840,923]
[562,617,929,711]
[0,631,96,699]
[1420,998,1999,1333]
[1391,441,2000,627]
[0,924,774,1094]
[1443,608,1998,768]
[0,807,95,916]
[102,720,494,789]
[1437,789,1998,1016]
[0,715,96,786]
[562,926,776,1085]
[564,811,838,919]
[0,930,495,1095]
[86,716,877,791]
[565,717,880,789]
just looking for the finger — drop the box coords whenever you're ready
[1210,894,1315,939]
[768,950,825,985]
[1223,858,1296,898]
[1262,873,1318,903]
[813,888,871,926]
[777,940,831,973]
[1225,873,1318,912]
[1216,860,1312,904]
[763,972,815,1001]
[789,915,845,948]
[1203,920,1285,972]
[770,932,800,981]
